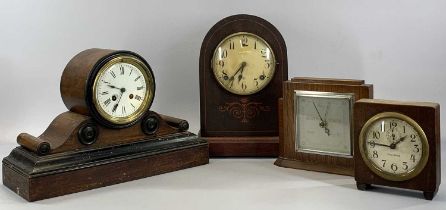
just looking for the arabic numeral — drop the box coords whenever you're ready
[391,163,398,172]
[372,151,378,158]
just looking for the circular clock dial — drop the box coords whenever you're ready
[93,56,154,125]
[359,112,429,181]
[212,32,275,95]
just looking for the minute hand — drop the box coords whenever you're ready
[228,62,247,87]
[368,141,391,148]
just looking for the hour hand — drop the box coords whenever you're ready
[107,84,120,90]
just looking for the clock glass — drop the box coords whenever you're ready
[295,91,353,156]
[212,32,275,95]
[359,112,429,181]
[93,56,154,125]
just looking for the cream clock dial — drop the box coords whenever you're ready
[212,32,275,95]
[295,91,353,156]
[93,56,154,125]
[359,112,429,181]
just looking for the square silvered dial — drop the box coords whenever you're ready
[295,90,354,156]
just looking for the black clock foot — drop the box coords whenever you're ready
[423,191,436,200]
[356,182,372,191]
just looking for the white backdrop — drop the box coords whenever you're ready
[0,0,445,143]
[1,1,446,209]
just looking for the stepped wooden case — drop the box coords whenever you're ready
[275,77,373,176]
[199,14,288,157]
[2,49,209,201]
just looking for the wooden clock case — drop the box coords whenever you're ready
[354,99,441,200]
[199,14,288,157]
[2,49,209,201]
[275,77,373,176]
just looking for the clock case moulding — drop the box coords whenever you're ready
[354,99,441,200]
[275,77,373,176]
[2,49,209,202]
[199,14,288,157]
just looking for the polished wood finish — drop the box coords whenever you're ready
[291,77,365,85]
[3,111,209,201]
[354,99,441,200]
[199,14,287,157]
[3,48,208,201]
[60,48,115,115]
[4,134,208,201]
[60,48,155,128]
[16,111,181,154]
[206,136,278,157]
[275,77,373,176]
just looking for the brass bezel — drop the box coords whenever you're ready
[211,32,276,95]
[359,112,429,181]
[92,55,155,125]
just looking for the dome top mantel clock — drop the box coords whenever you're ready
[199,14,288,157]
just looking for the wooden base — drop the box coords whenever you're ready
[355,182,438,200]
[202,136,278,157]
[2,133,209,201]
[274,157,354,176]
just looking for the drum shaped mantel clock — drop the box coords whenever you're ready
[354,99,440,200]
[199,14,288,157]
[2,49,209,201]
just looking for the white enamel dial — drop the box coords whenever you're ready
[295,91,353,156]
[93,56,154,125]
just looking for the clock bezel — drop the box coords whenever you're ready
[359,112,429,182]
[211,32,276,95]
[294,90,354,157]
[86,51,155,128]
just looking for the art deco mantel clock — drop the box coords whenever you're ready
[275,77,373,176]
[199,14,288,157]
[2,48,209,201]
[354,99,441,200]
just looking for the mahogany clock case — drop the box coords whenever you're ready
[199,14,288,157]
[354,99,441,200]
[275,77,373,176]
[2,49,209,201]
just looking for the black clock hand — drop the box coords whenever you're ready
[107,84,121,90]
[313,102,330,136]
[228,62,247,87]
[368,141,391,148]
[112,88,126,113]
[238,63,246,83]
[312,102,324,122]
[323,103,330,136]
[389,136,407,149]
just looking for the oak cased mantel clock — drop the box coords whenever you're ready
[354,99,441,200]
[275,77,373,176]
[2,48,209,201]
[199,14,288,157]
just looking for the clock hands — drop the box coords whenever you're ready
[312,102,330,136]
[228,61,247,88]
[368,135,407,149]
[390,135,407,149]
[112,87,126,113]
[368,141,391,148]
